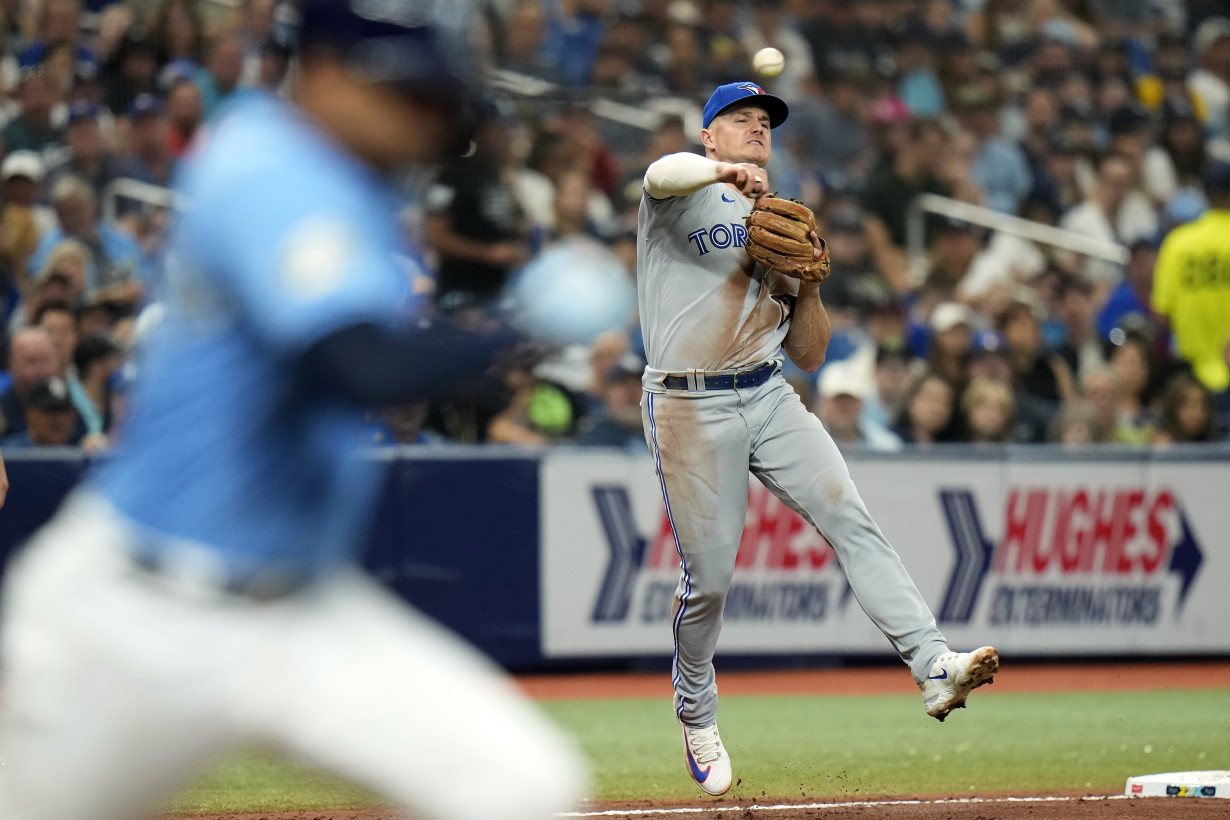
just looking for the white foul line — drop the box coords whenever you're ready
[561,794,1134,816]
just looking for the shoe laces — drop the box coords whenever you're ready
[685,725,723,764]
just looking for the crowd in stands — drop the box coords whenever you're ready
[0,0,1229,457]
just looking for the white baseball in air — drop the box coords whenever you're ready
[752,47,785,79]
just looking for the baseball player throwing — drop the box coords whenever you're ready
[637,81,998,796]
[0,4,585,820]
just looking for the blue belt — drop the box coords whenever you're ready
[661,361,778,391]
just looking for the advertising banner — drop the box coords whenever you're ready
[540,450,1223,658]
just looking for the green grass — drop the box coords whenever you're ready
[164,688,1230,813]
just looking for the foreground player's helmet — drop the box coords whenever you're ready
[294,0,480,106]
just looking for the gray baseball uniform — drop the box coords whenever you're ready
[637,165,949,729]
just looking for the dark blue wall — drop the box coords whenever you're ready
[0,450,543,669]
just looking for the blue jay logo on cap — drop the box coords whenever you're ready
[702,81,789,129]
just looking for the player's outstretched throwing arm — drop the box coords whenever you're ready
[644,152,769,201]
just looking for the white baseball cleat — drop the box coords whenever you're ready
[921,646,999,722]
[681,723,733,796]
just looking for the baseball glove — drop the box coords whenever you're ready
[743,195,831,283]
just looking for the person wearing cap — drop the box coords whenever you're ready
[639,79,997,797]
[0,375,80,448]
[1152,159,1230,394]
[0,3,587,819]
[43,100,123,201]
[926,300,974,393]
[573,350,648,449]
[115,93,175,190]
[812,358,902,452]
[0,150,50,288]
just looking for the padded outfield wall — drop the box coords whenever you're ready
[1,445,1226,669]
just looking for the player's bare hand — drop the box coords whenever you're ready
[715,163,770,203]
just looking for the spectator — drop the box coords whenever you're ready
[0,439,6,507]
[10,238,90,331]
[1141,98,1209,206]
[573,351,646,450]
[32,298,95,439]
[923,218,983,292]
[950,82,1033,215]
[997,294,1074,441]
[367,402,444,446]
[0,150,50,292]
[148,0,205,66]
[959,376,1017,444]
[0,326,59,438]
[163,76,203,157]
[892,368,956,445]
[1048,398,1104,445]
[0,375,80,447]
[925,300,974,394]
[424,109,530,314]
[1058,151,1158,286]
[1151,159,1230,394]
[967,328,1015,385]
[497,0,566,84]
[860,118,952,292]
[101,28,161,118]
[44,100,123,199]
[2,66,64,158]
[540,0,606,87]
[1079,365,1131,443]
[861,341,912,430]
[17,0,95,70]
[813,359,902,452]
[195,32,246,119]
[1189,16,1230,141]
[813,206,882,312]
[1153,371,1221,444]
[28,175,148,307]
[1104,333,1156,444]
[1098,235,1161,342]
[116,92,175,188]
[486,347,587,445]
[1052,273,1105,380]
[71,330,121,437]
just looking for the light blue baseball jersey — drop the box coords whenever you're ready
[95,91,411,579]
[637,182,798,375]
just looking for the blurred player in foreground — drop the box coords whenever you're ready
[637,81,998,796]
[0,3,586,819]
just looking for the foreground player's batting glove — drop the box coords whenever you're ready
[743,195,831,283]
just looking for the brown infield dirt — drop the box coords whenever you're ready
[166,660,1230,820]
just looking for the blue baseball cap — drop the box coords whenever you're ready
[296,0,480,104]
[702,81,789,129]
